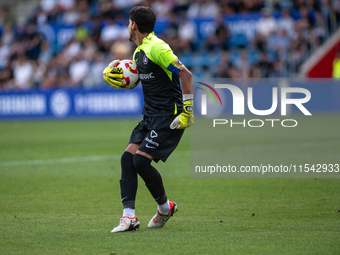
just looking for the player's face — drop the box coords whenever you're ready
[128,19,135,42]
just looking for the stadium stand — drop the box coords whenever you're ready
[0,0,340,90]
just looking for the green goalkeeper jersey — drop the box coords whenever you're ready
[133,32,185,117]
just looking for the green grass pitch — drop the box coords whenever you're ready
[0,116,339,255]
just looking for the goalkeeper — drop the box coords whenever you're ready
[103,6,193,233]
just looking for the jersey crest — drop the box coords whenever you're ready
[143,55,148,65]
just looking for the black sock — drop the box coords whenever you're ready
[133,154,167,205]
[120,151,138,209]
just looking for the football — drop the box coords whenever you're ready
[113,59,140,90]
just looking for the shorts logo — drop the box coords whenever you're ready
[146,144,156,149]
[143,55,148,65]
[150,130,158,138]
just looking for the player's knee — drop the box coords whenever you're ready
[133,153,151,174]
[121,151,134,164]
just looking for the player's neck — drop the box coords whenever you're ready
[135,32,150,46]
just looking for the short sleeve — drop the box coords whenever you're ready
[150,42,184,75]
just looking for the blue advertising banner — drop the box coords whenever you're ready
[0,87,143,119]
[1,79,339,120]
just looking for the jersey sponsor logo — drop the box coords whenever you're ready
[139,72,155,80]
[143,55,148,65]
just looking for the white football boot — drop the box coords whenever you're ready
[111,216,140,233]
[148,201,178,228]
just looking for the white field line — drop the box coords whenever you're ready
[0,151,190,167]
[0,155,120,167]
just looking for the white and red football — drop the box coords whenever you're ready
[113,59,140,90]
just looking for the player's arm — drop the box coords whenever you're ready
[178,66,193,95]
[170,66,194,130]
[103,60,124,89]
[149,42,194,129]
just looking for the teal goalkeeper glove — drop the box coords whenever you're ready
[103,60,124,89]
[170,97,194,129]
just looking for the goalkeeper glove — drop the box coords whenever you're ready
[103,60,124,89]
[170,95,194,129]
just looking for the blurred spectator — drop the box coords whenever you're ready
[187,0,202,18]
[258,51,273,77]
[12,54,34,90]
[267,29,290,60]
[110,40,132,60]
[0,61,14,90]
[32,60,46,87]
[83,37,98,61]
[277,8,295,37]
[272,57,288,77]
[69,54,90,86]
[24,24,43,60]
[313,11,326,44]
[257,8,276,38]
[234,50,251,78]
[62,38,82,62]
[0,5,16,26]
[90,15,103,46]
[151,0,172,18]
[40,0,58,14]
[40,0,62,23]
[40,55,58,89]
[200,0,220,17]
[216,51,240,79]
[0,40,10,69]
[187,0,219,18]
[62,4,80,24]
[253,32,267,52]
[74,22,90,42]
[162,14,181,53]
[290,21,309,71]
[297,6,313,30]
[39,41,54,65]
[83,53,107,87]
[178,19,197,50]
[219,1,234,15]
[55,54,70,86]
[243,0,264,12]
[58,0,75,11]
[114,0,134,11]
[0,0,339,89]
[205,16,230,51]
[113,0,141,18]
[77,0,91,23]
[100,18,124,51]
[249,64,261,78]
[40,53,69,89]
[1,25,15,46]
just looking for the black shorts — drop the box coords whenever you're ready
[129,115,185,162]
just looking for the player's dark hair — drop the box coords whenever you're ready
[129,6,156,34]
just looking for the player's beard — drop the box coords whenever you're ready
[129,30,135,42]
